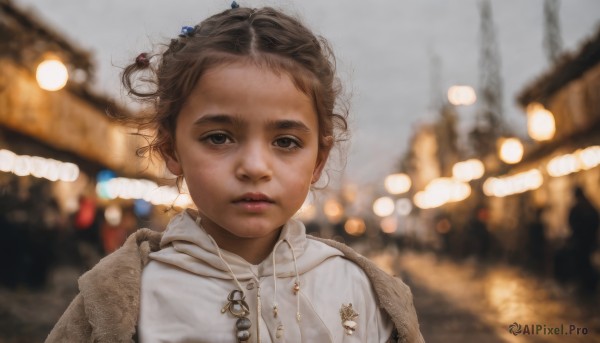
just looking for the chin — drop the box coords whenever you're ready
[225,223,283,238]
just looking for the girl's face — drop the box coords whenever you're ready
[166,62,327,259]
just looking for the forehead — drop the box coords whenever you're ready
[198,60,309,99]
[180,62,318,127]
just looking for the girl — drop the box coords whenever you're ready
[46,4,423,343]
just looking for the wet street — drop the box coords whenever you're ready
[0,266,80,343]
[372,250,600,343]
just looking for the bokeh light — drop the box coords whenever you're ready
[384,173,411,194]
[447,85,476,106]
[499,137,524,164]
[36,59,69,91]
[526,103,556,141]
[380,216,398,234]
[452,159,485,182]
[324,198,344,223]
[344,217,366,236]
[483,169,543,197]
[413,178,471,209]
[0,149,79,182]
[395,198,413,216]
[373,196,395,217]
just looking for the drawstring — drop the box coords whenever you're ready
[207,234,246,292]
[272,238,302,322]
[196,216,250,293]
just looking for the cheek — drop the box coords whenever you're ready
[280,165,314,204]
[184,174,220,213]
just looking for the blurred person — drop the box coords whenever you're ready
[465,204,491,261]
[71,197,103,270]
[100,205,138,254]
[525,207,547,275]
[567,186,599,293]
[46,4,423,342]
[434,212,453,255]
[0,178,24,288]
[0,179,56,289]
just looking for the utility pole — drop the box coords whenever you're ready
[470,0,504,158]
[428,50,460,175]
[543,0,563,63]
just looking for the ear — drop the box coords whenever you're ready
[162,143,183,176]
[312,137,333,184]
[166,154,183,176]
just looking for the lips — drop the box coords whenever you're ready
[232,193,274,203]
[232,193,274,212]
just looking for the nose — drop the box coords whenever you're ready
[235,141,273,182]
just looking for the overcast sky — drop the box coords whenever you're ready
[16,0,600,188]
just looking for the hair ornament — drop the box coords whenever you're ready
[135,53,150,68]
[231,1,240,9]
[179,26,195,38]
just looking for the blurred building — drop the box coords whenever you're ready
[0,0,166,201]
[476,25,600,268]
[400,104,468,250]
[397,25,600,265]
[0,0,174,286]
[511,26,600,239]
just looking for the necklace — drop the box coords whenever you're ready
[221,289,252,342]
[208,233,256,343]
[199,216,302,343]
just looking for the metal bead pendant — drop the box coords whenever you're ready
[235,317,252,342]
[236,317,252,330]
[222,290,253,342]
[236,328,251,341]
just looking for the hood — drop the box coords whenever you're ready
[149,210,342,281]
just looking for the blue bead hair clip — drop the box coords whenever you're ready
[179,26,195,38]
[231,1,240,9]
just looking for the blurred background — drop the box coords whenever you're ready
[1,0,599,342]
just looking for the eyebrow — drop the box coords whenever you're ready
[193,114,311,133]
[192,114,242,127]
[267,119,312,133]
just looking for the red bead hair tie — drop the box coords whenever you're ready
[135,53,150,68]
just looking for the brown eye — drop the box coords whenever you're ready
[274,137,301,150]
[208,134,228,144]
[276,138,293,148]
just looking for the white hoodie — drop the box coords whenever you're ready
[139,210,394,342]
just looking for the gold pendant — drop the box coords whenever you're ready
[339,303,359,335]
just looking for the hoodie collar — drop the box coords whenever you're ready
[150,210,311,281]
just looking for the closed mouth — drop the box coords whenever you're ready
[233,193,274,203]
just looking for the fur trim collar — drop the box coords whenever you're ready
[77,229,161,342]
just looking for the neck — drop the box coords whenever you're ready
[201,222,282,265]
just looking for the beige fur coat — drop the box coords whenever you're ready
[46,229,424,343]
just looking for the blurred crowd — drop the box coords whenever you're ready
[0,178,141,290]
[416,186,600,297]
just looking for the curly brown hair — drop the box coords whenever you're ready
[120,6,348,169]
